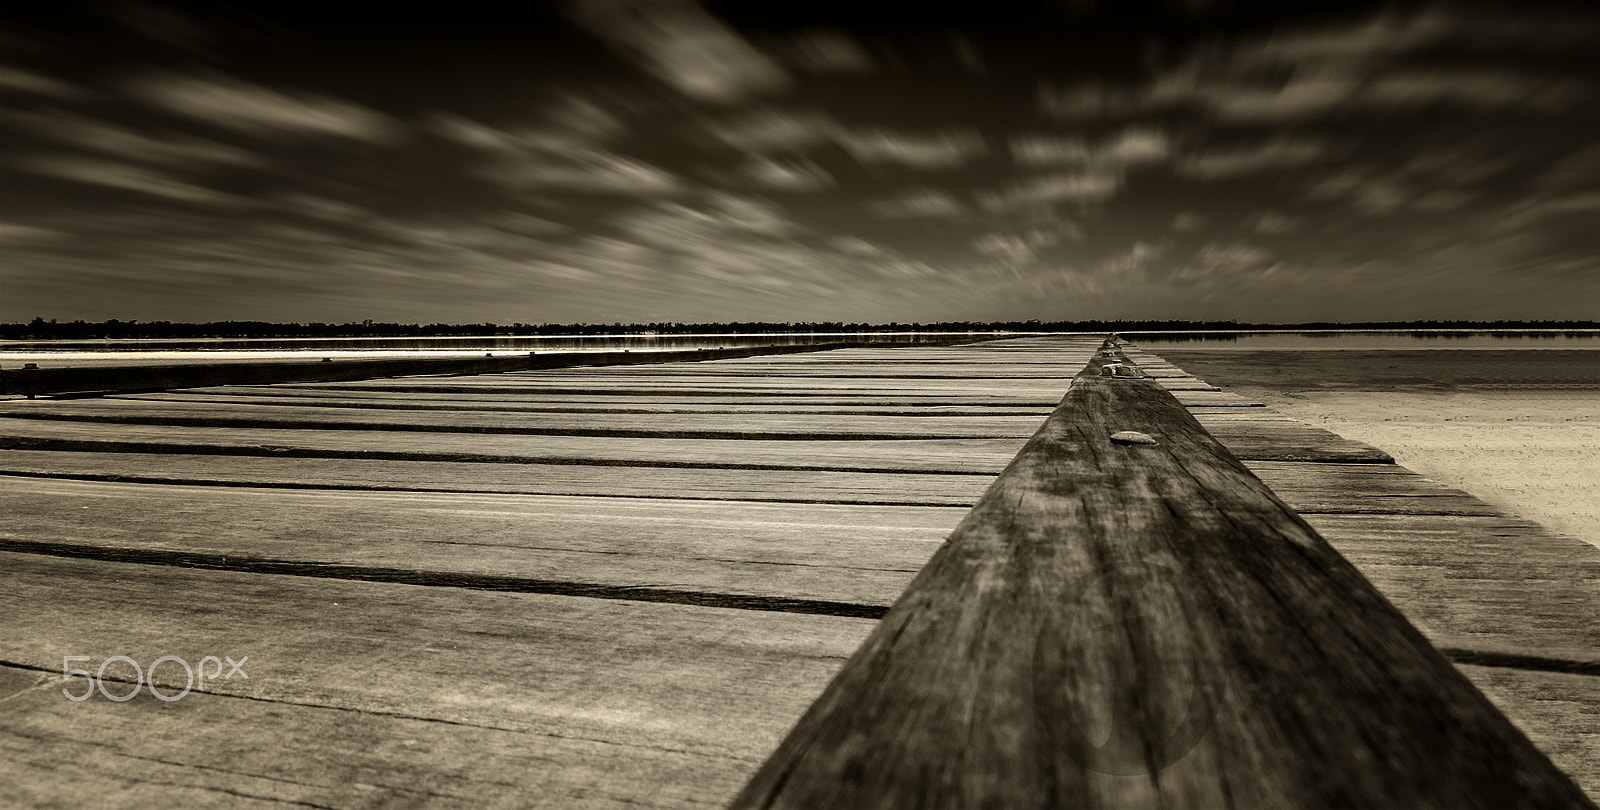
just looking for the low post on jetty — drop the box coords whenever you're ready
[0,334,1594,808]
[731,338,1590,809]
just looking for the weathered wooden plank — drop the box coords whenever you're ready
[1140,348,1600,391]
[1152,378,1221,390]
[0,420,1025,474]
[0,662,735,809]
[0,343,884,396]
[118,391,1058,416]
[0,551,875,754]
[1244,461,1503,515]
[1297,512,1600,656]
[288,375,1079,396]
[0,552,878,807]
[0,400,1048,440]
[1455,665,1600,799]
[512,365,1088,378]
[695,358,1089,366]
[0,415,1395,470]
[0,477,957,606]
[182,387,1066,407]
[1196,419,1393,462]
[1169,390,1265,407]
[0,456,994,505]
[1185,408,1306,419]
[731,346,1589,809]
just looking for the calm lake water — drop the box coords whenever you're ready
[0,331,965,354]
[1123,330,1600,350]
[0,332,985,368]
[3,331,1596,369]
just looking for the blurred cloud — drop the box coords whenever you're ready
[13,154,246,204]
[1306,167,1409,216]
[836,127,987,170]
[1494,191,1600,232]
[127,71,400,143]
[948,33,985,75]
[1409,190,1475,213]
[0,64,86,98]
[868,187,965,219]
[271,192,373,224]
[1245,211,1302,235]
[617,194,798,247]
[1144,7,1590,124]
[566,0,789,104]
[703,108,839,153]
[1537,143,1600,191]
[972,233,1040,264]
[498,150,683,195]
[429,95,626,153]
[1362,69,1586,111]
[1173,241,1275,282]
[1010,134,1089,165]
[0,223,63,243]
[741,156,833,191]
[1037,82,1143,120]
[431,112,679,196]
[5,109,265,169]
[1,2,1592,324]
[1011,128,1170,169]
[1150,57,1359,122]
[826,235,886,256]
[708,113,989,173]
[1245,9,1448,62]
[978,171,1122,211]
[1098,129,1172,166]
[784,30,875,74]
[1176,137,1330,178]
[100,0,213,53]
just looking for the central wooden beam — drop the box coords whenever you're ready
[730,337,1591,809]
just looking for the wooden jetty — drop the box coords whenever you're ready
[0,335,1594,807]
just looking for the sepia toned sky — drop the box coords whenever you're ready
[1,0,1595,324]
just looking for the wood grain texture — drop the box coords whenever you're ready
[0,663,738,809]
[1456,665,1600,795]
[0,342,883,396]
[0,456,996,505]
[168,387,1069,407]
[1300,512,1600,657]
[117,391,1057,416]
[0,477,957,606]
[0,553,876,806]
[730,345,1590,809]
[0,421,1026,473]
[0,399,1048,439]
[1244,461,1504,515]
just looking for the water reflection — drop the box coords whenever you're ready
[0,332,966,354]
[1125,331,1599,350]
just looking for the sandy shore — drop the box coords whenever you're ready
[1258,390,1598,550]
[1155,349,1600,550]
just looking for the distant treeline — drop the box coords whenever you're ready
[3,317,1596,340]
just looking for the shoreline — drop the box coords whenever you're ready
[1256,389,1600,551]
[1153,348,1600,551]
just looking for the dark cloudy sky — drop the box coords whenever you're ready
[1,0,1595,324]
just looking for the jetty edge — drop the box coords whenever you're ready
[0,340,946,398]
[729,336,1592,809]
